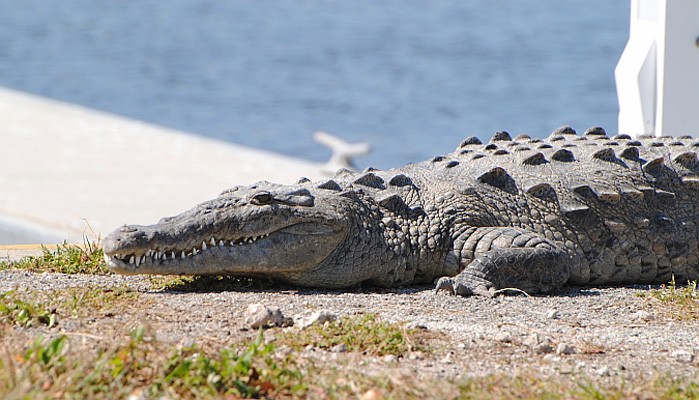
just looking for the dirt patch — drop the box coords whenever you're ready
[1,269,697,387]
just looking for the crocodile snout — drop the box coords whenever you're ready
[102,225,149,255]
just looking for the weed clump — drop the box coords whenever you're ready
[1,327,304,399]
[0,238,109,275]
[0,291,56,328]
[637,278,699,320]
[278,313,431,356]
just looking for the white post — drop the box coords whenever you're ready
[615,0,699,137]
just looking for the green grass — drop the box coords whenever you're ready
[456,374,699,400]
[2,328,699,399]
[638,278,699,320]
[0,327,304,399]
[0,290,56,329]
[277,313,431,356]
[0,286,142,333]
[58,285,141,318]
[0,238,109,275]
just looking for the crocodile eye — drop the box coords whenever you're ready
[250,192,274,205]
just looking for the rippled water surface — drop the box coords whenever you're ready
[0,1,629,169]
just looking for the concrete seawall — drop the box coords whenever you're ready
[0,87,328,244]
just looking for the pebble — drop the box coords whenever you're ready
[546,309,560,319]
[495,331,513,343]
[440,352,454,364]
[383,354,398,363]
[634,310,654,322]
[555,343,576,355]
[595,366,611,377]
[361,388,384,400]
[407,322,428,330]
[296,310,338,329]
[331,343,348,353]
[671,350,695,363]
[533,343,553,354]
[542,354,561,363]
[524,333,546,347]
[244,303,285,329]
[525,333,553,354]
[126,389,148,400]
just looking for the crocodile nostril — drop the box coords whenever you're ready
[119,225,139,233]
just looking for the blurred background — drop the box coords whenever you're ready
[0,0,629,170]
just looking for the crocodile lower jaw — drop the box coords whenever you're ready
[105,232,272,268]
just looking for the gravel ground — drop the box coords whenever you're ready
[1,269,697,385]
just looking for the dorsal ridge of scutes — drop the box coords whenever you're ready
[592,148,616,162]
[317,179,343,191]
[619,147,640,161]
[551,149,575,162]
[376,193,407,212]
[354,172,385,189]
[388,174,414,187]
[333,168,355,178]
[681,176,699,189]
[621,187,644,201]
[522,152,548,165]
[571,184,595,199]
[459,136,482,148]
[551,125,577,136]
[491,130,512,142]
[673,151,699,170]
[560,201,591,217]
[524,182,556,199]
[584,126,607,137]
[477,167,509,187]
[338,190,360,200]
[642,156,665,173]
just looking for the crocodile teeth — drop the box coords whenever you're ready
[113,233,279,265]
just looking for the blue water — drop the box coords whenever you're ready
[0,1,629,169]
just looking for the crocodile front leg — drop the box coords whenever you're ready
[436,227,571,297]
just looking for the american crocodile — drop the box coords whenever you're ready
[103,126,699,296]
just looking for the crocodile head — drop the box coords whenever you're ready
[102,181,369,287]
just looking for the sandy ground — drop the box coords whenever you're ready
[0,268,697,385]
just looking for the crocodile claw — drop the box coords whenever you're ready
[435,277,473,296]
[435,277,498,297]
